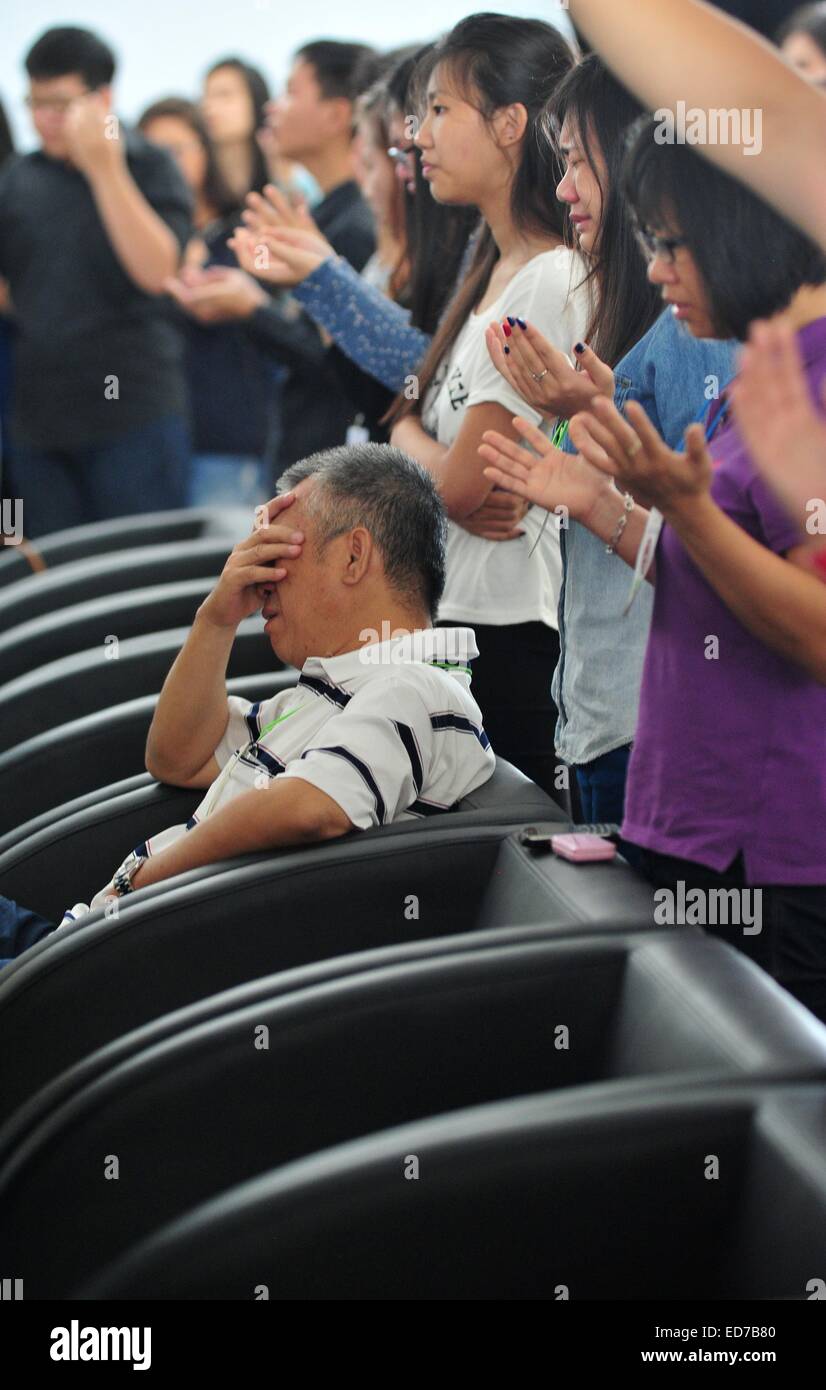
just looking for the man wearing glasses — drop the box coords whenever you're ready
[0,26,193,537]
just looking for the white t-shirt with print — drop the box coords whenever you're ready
[421,245,591,629]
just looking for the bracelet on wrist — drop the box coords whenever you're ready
[606,491,635,554]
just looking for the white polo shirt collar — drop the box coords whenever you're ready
[304,626,479,687]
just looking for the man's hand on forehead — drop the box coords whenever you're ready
[254,489,297,531]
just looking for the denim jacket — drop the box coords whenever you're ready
[553,308,738,766]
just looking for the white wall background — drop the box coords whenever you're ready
[1,0,575,151]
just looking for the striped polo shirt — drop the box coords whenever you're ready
[130,625,493,863]
[62,627,493,922]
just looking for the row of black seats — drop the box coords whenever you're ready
[1,509,825,1300]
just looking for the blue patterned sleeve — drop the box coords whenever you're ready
[292,256,431,393]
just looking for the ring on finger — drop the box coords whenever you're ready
[530,368,549,382]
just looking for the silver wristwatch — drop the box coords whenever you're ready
[111,850,146,898]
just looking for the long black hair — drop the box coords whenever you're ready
[206,56,270,195]
[544,54,662,368]
[622,114,826,341]
[138,96,237,220]
[390,12,576,422]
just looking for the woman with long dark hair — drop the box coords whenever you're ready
[482,118,826,1021]
[367,14,591,800]
[140,96,273,508]
[201,56,270,202]
[139,97,237,244]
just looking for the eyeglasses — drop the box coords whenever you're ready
[635,225,689,264]
[25,92,90,113]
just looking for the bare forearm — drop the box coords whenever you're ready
[88,162,181,293]
[392,416,491,520]
[668,493,826,679]
[132,781,351,888]
[570,0,826,247]
[146,609,236,779]
[582,484,653,572]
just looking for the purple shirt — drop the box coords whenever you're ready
[623,316,826,885]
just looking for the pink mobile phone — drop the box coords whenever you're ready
[550,832,617,863]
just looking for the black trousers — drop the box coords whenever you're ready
[439,619,568,809]
[635,846,826,1025]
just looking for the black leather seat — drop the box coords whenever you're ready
[0,813,635,1117]
[78,1082,826,1300]
[0,618,277,752]
[0,578,216,684]
[0,507,250,589]
[2,931,825,1297]
[0,672,293,839]
[0,758,560,921]
[0,672,291,838]
[0,538,238,633]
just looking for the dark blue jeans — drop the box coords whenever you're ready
[574,743,644,869]
[7,413,190,538]
[0,894,58,970]
[575,744,632,824]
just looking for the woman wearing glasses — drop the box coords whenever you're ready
[482,119,826,1022]
[485,54,736,827]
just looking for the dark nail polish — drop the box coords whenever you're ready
[504,345,510,355]
[516,317,527,330]
[506,316,516,327]
[502,322,512,338]
[574,342,586,355]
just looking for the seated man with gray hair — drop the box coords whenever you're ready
[0,443,495,963]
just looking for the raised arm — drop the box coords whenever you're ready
[231,225,431,392]
[64,95,184,294]
[570,0,826,248]
[145,497,304,786]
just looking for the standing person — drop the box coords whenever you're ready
[140,97,274,509]
[481,122,826,1020]
[484,55,736,827]
[385,15,590,800]
[166,40,379,476]
[201,57,270,203]
[0,27,192,538]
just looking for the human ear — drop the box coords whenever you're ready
[341,526,373,585]
[492,102,528,149]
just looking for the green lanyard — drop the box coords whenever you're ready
[199,705,302,818]
[257,705,301,739]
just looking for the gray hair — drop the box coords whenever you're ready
[278,442,447,617]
